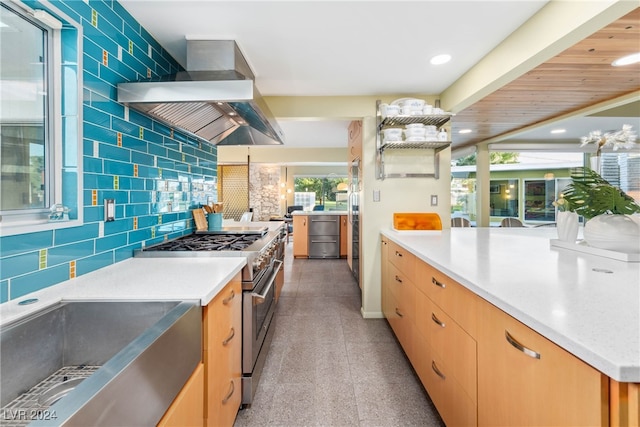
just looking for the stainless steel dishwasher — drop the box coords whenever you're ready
[308,215,340,258]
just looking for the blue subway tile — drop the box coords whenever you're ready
[90,1,124,34]
[76,251,114,276]
[11,265,70,300]
[84,206,102,222]
[163,138,180,150]
[137,165,160,179]
[121,50,148,77]
[99,140,131,161]
[129,177,146,191]
[1,231,53,257]
[83,70,115,100]
[84,104,111,127]
[0,252,39,281]
[166,149,182,162]
[137,215,159,228]
[128,228,152,244]
[115,243,139,263]
[153,122,173,138]
[131,151,153,166]
[95,233,128,253]
[182,145,195,156]
[99,63,127,86]
[125,203,150,217]
[128,109,153,130]
[91,94,124,118]
[47,241,95,267]
[112,117,140,137]
[83,24,118,57]
[104,159,134,176]
[84,156,103,173]
[148,142,167,157]
[98,190,128,204]
[130,191,152,204]
[104,218,133,235]
[157,158,175,170]
[54,223,99,245]
[84,122,117,144]
[162,169,178,180]
[121,135,148,153]
[1,280,7,303]
[108,55,138,82]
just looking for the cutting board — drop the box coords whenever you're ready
[192,208,207,231]
[393,213,442,230]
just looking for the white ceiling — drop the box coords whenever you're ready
[119,0,636,149]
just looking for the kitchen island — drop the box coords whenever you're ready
[381,226,639,426]
[291,210,348,258]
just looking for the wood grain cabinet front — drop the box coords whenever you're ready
[292,215,308,258]
[477,298,608,427]
[203,274,242,427]
[340,215,347,257]
[157,363,205,427]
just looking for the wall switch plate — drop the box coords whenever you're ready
[373,190,381,202]
[430,195,438,206]
[104,199,115,222]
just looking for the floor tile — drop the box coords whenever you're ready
[234,243,443,427]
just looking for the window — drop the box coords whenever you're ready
[294,176,348,211]
[490,179,519,218]
[1,3,53,213]
[0,2,81,233]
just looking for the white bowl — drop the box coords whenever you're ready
[406,123,425,129]
[404,128,427,138]
[383,128,403,139]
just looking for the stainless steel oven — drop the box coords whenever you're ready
[134,223,286,406]
[242,257,281,404]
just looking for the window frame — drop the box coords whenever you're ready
[0,0,83,236]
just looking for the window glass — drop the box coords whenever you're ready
[294,176,348,211]
[490,179,519,218]
[0,4,48,211]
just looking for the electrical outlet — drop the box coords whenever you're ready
[430,195,438,206]
[373,190,381,202]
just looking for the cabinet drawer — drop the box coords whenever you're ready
[203,278,241,351]
[414,330,476,427]
[416,260,477,337]
[387,263,415,322]
[388,240,415,282]
[416,291,477,403]
[478,299,608,427]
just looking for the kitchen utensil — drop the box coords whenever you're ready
[204,205,213,213]
[213,203,224,213]
[192,208,207,231]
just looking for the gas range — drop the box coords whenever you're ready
[135,228,283,285]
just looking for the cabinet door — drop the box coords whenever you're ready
[477,299,608,427]
[348,120,362,162]
[204,275,242,427]
[157,363,204,427]
[292,216,308,257]
[340,215,347,257]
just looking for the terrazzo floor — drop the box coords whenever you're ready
[233,243,445,427]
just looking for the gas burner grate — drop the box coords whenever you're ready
[147,233,262,251]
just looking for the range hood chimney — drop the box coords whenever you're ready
[117,40,284,146]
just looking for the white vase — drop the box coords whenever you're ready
[584,214,640,253]
[556,211,579,242]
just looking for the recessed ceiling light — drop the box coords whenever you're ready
[612,52,640,67]
[430,54,451,65]
[458,129,472,134]
[550,129,566,134]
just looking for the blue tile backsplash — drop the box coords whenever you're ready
[0,0,218,303]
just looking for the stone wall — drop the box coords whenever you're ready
[249,165,281,221]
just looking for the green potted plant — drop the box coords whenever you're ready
[562,167,640,252]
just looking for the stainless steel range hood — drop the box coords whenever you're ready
[117,40,284,145]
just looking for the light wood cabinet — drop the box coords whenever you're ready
[203,274,242,427]
[157,363,205,427]
[340,215,347,257]
[348,120,362,162]
[292,215,308,258]
[610,380,640,426]
[477,297,608,427]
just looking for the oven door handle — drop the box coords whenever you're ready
[251,259,283,304]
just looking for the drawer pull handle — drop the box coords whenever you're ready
[432,277,446,288]
[395,251,403,257]
[394,275,403,284]
[431,313,445,328]
[395,308,404,318]
[431,361,446,380]
[222,290,235,305]
[222,327,235,346]
[222,380,235,404]
[505,330,541,359]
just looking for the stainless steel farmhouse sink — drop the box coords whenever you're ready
[0,300,202,426]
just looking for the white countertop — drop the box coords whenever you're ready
[291,210,347,216]
[381,227,640,382]
[0,257,246,327]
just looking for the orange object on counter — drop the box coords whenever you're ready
[393,213,442,230]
